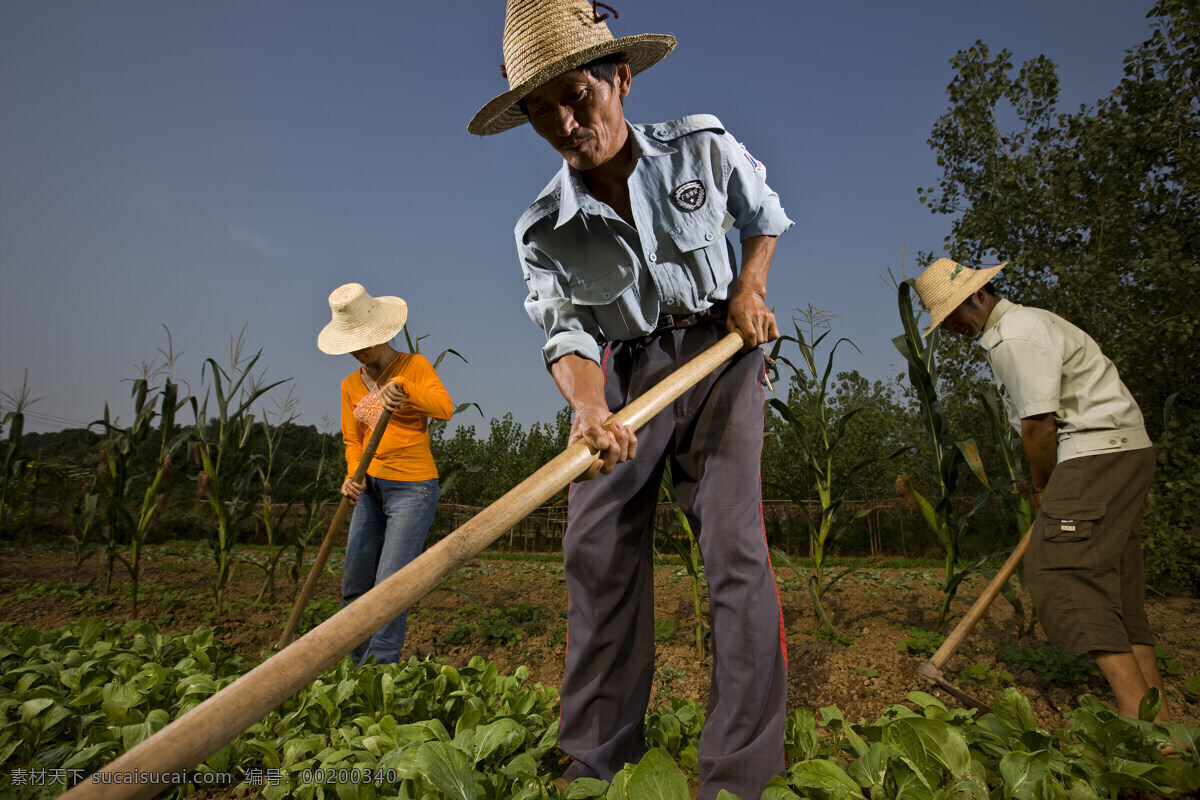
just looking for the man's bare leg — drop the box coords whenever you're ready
[1092,646,1171,722]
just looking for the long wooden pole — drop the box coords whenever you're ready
[917,524,1033,709]
[276,356,403,649]
[64,331,745,800]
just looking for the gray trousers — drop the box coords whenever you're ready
[559,321,788,800]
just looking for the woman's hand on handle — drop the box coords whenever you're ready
[380,378,408,412]
[341,478,364,505]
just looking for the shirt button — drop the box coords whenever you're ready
[705,232,714,242]
[1109,438,1117,445]
[654,128,667,139]
[1121,437,1128,443]
[648,253,657,262]
[602,291,611,300]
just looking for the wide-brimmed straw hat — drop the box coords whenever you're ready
[467,0,676,136]
[913,258,1008,337]
[317,283,408,355]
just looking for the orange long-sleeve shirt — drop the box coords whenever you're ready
[340,353,454,482]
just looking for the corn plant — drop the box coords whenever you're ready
[87,328,191,603]
[191,333,288,615]
[286,427,338,595]
[0,371,42,538]
[660,460,708,658]
[768,308,904,638]
[248,389,301,602]
[893,280,993,628]
[92,378,163,592]
[69,489,101,582]
[976,387,1039,636]
[0,415,27,539]
[402,328,484,516]
[403,328,483,442]
[978,388,1033,536]
[110,378,189,614]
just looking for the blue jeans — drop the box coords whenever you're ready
[341,476,439,667]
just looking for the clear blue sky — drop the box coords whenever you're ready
[0,1,1156,436]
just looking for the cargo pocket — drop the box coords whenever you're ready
[1036,499,1106,570]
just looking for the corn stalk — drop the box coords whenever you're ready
[892,280,992,628]
[192,345,288,616]
[0,411,27,539]
[92,377,190,612]
[249,391,299,602]
[768,309,904,639]
[0,370,42,538]
[979,386,1037,636]
[70,490,100,582]
[92,380,156,591]
[287,433,338,595]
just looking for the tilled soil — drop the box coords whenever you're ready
[2,542,1198,731]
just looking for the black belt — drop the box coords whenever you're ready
[653,301,727,333]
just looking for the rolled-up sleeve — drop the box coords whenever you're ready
[721,132,793,240]
[518,236,605,368]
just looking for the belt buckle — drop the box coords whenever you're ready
[657,313,676,331]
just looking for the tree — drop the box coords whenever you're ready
[920,1,1199,426]
[921,3,1200,597]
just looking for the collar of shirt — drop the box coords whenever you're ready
[553,123,678,230]
[978,297,1016,350]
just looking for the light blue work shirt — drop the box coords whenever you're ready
[515,114,794,368]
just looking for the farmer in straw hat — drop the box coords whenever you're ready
[318,283,454,667]
[470,1,791,795]
[914,258,1171,723]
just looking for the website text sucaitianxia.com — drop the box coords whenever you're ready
[8,766,403,789]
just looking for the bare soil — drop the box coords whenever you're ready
[2,542,1198,732]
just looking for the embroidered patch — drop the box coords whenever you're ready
[670,180,706,212]
[741,143,763,172]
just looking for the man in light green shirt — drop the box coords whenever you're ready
[915,257,1170,723]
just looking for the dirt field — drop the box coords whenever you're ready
[2,541,1198,731]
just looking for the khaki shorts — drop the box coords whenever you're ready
[1025,446,1156,654]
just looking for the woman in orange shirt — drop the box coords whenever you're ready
[318,283,454,666]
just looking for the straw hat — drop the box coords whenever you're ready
[317,283,408,355]
[913,258,1007,337]
[468,0,676,136]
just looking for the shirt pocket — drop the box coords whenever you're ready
[567,264,636,306]
[662,204,733,298]
[1035,499,1106,570]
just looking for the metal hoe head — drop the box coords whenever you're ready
[917,659,990,713]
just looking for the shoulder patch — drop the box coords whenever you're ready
[645,113,726,142]
[738,141,766,174]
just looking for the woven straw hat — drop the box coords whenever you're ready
[914,258,1007,337]
[317,283,408,355]
[467,0,676,136]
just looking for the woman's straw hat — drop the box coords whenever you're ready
[468,0,676,136]
[317,283,408,355]
[914,258,1008,336]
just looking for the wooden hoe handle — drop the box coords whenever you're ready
[64,331,746,800]
[276,358,405,649]
[276,412,391,648]
[928,523,1034,670]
